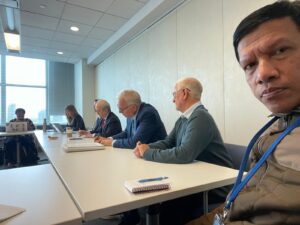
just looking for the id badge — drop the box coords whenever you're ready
[213,213,225,225]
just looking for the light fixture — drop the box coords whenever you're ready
[57,51,63,55]
[0,0,21,53]
[70,26,79,32]
[39,4,46,9]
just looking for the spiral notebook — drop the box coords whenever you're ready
[124,177,171,193]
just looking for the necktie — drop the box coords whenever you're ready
[131,119,136,137]
[101,119,105,129]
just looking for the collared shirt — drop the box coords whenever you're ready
[181,101,202,119]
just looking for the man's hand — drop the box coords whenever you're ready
[95,136,113,146]
[78,129,88,136]
[133,141,149,158]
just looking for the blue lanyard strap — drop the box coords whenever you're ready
[225,116,300,210]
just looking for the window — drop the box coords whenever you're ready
[0,55,74,126]
[1,55,47,125]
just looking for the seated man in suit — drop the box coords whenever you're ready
[134,77,233,225]
[80,99,122,137]
[96,90,167,149]
[5,108,39,168]
[84,99,101,136]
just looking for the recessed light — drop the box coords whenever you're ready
[70,26,79,32]
[57,51,63,55]
[40,4,47,9]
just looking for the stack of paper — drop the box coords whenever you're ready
[63,140,105,152]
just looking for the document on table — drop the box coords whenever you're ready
[63,138,105,152]
[0,204,25,222]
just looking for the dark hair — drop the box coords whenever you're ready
[15,108,25,114]
[65,104,78,124]
[233,0,300,61]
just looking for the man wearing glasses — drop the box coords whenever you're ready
[96,89,167,149]
[134,77,233,225]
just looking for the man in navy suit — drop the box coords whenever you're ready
[97,90,167,149]
[80,99,122,138]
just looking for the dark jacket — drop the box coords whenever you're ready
[69,114,86,131]
[112,102,167,149]
[94,112,122,138]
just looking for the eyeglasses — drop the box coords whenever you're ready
[118,104,134,113]
[172,88,191,97]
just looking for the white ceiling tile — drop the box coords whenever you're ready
[65,0,114,12]
[62,4,103,26]
[21,11,59,30]
[88,27,114,40]
[136,0,149,3]
[56,20,93,36]
[21,0,65,18]
[49,41,78,52]
[106,0,145,19]
[22,25,54,40]
[53,32,85,45]
[96,14,127,31]
[81,38,105,48]
[22,37,51,48]
[74,46,95,58]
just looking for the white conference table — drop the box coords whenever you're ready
[0,164,82,225]
[35,131,239,222]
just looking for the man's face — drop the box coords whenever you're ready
[95,103,107,119]
[118,98,136,118]
[173,83,185,112]
[237,17,300,114]
[16,112,25,120]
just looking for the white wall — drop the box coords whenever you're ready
[95,0,275,145]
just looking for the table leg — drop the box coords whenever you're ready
[16,137,21,167]
[203,191,208,214]
[146,204,160,225]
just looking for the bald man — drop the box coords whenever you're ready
[80,99,122,138]
[134,77,233,225]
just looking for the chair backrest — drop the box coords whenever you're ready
[224,143,248,170]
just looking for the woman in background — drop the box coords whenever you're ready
[65,104,86,131]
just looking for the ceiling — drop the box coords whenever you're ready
[0,0,185,65]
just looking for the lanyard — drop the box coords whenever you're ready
[224,116,300,210]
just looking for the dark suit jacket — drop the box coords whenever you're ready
[94,112,122,138]
[112,102,167,149]
[90,117,101,134]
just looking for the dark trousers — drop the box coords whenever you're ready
[4,135,38,165]
[122,192,224,225]
[159,192,225,225]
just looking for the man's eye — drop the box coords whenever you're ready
[275,47,287,55]
[244,62,256,71]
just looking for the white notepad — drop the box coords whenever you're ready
[124,178,171,193]
[0,204,25,222]
[63,141,105,152]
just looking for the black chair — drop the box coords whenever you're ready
[206,143,248,213]
[224,143,248,170]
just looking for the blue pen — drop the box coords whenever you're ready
[138,176,168,183]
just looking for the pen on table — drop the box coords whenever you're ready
[138,176,168,183]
